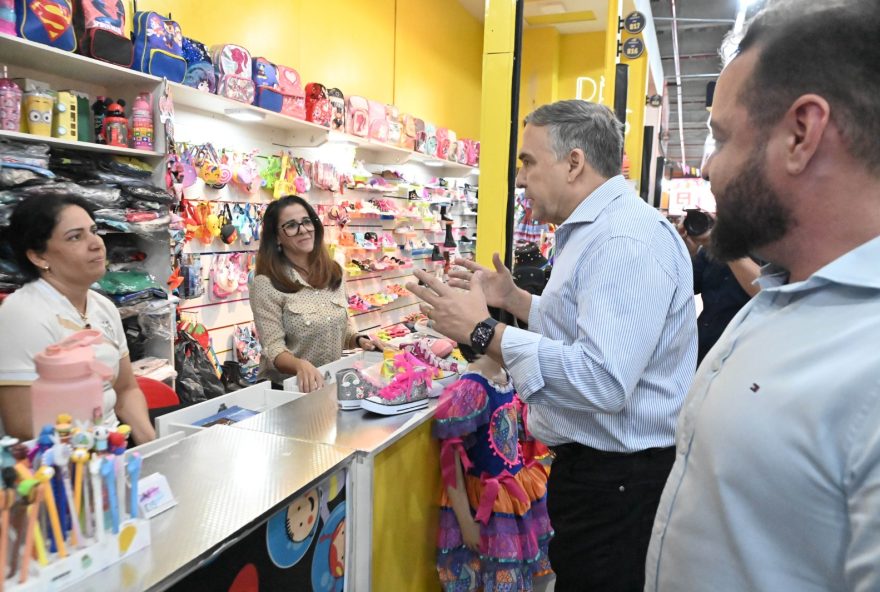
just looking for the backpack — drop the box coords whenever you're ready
[413,118,426,153]
[368,99,388,143]
[182,37,215,93]
[305,82,331,127]
[386,105,402,146]
[0,0,14,36]
[74,0,132,66]
[212,44,255,104]
[277,65,305,120]
[436,127,449,160]
[252,57,282,112]
[423,122,438,157]
[328,88,345,132]
[446,129,458,162]
[15,0,75,51]
[455,139,467,164]
[131,11,186,82]
[399,114,417,150]
[345,95,369,137]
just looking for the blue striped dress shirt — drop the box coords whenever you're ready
[502,176,697,452]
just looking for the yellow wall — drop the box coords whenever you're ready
[140,0,483,138]
[558,32,606,103]
[518,27,560,126]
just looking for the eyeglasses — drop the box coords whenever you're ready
[280,217,316,237]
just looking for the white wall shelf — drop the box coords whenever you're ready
[0,35,160,88]
[0,129,164,159]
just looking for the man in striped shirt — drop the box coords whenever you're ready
[410,100,697,591]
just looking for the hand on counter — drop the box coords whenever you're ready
[293,359,325,393]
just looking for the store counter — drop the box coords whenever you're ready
[77,425,355,592]
[231,385,443,591]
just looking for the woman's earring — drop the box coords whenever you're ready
[42,265,50,272]
[277,243,282,253]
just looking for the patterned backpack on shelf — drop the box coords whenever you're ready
[413,118,426,153]
[456,139,467,164]
[212,44,255,104]
[131,11,186,81]
[182,37,216,93]
[423,122,438,157]
[277,65,306,119]
[386,105,402,146]
[327,88,345,132]
[232,323,261,384]
[436,127,449,160]
[446,129,458,162]
[368,99,388,143]
[345,95,369,137]
[74,0,132,66]
[399,114,417,150]
[15,0,76,51]
[305,82,331,127]
[252,57,283,112]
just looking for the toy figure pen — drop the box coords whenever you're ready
[0,484,14,591]
[114,451,126,519]
[41,449,71,547]
[89,455,104,543]
[52,444,82,548]
[34,466,66,558]
[100,457,120,535]
[126,453,142,520]
[17,479,40,584]
[71,448,89,527]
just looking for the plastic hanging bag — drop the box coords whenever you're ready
[174,329,225,405]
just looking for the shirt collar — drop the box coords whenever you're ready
[758,234,880,292]
[561,175,630,226]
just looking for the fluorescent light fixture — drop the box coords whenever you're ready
[424,160,444,167]
[224,108,265,122]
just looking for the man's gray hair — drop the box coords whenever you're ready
[523,100,624,179]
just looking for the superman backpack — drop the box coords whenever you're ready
[345,95,368,137]
[212,44,255,104]
[74,0,132,66]
[327,87,345,132]
[277,65,305,119]
[182,37,215,93]
[132,11,186,82]
[252,57,282,112]
[16,0,76,51]
[305,82,331,127]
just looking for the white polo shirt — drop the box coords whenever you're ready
[646,235,880,591]
[0,279,128,424]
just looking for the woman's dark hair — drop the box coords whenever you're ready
[255,195,341,293]
[8,193,95,282]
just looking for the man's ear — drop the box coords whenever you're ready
[779,93,830,176]
[568,148,586,182]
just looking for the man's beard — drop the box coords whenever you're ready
[710,149,794,262]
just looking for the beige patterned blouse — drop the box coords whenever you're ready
[250,267,357,384]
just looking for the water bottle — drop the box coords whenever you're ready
[31,330,113,434]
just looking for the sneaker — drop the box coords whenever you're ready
[360,361,431,415]
[336,368,380,410]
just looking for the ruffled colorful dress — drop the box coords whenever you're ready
[434,371,553,591]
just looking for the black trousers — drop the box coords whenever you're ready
[547,443,675,592]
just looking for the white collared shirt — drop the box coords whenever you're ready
[646,235,880,591]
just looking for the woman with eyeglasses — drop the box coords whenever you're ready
[250,195,381,392]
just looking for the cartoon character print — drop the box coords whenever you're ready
[266,487,321,568]
[286,489,319,543]
[29,0,72,41]
[488,401,521,468]
[311,503,346,592]
[90,0,123,31]
[229,47,248,76]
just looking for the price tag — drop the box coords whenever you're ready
[138,472,177,519]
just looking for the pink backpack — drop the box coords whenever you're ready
[436,127,449,160]
[212,44,255,104]
[346,96,369,137]
[399,114,417,150]
[446,129,458,161]
[368,100,388,143]
[456,139,468,164]
[277,65,306,120]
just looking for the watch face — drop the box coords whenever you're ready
[473,325,492,348]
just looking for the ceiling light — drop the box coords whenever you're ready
[224,108,265,122]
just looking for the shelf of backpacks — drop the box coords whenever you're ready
[0,34,161,88]
[169,82,329,147]
[0,129,164,159]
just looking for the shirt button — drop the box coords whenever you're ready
[619,485,625,492]
[305,321,312,326]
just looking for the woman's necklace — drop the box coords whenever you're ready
[77,306,91,329]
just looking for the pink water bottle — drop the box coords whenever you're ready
[130,92,154,151]
[31,330,113,434]
[0,65,22,132]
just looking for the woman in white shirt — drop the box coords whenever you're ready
[0,194,155,443]
[250,195,380,392]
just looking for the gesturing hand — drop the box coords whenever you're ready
[406,270,490,344]
[447,253,516,309]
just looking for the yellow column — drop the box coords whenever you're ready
[475,0,518,267]
[602,0,621,110]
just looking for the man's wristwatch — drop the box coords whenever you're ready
[469,317,499,355]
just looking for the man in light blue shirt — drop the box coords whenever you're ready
[409,100,697,591]
[646,2,880,590]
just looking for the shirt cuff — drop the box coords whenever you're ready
[527,295,543,332]
[501,326,545,399]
